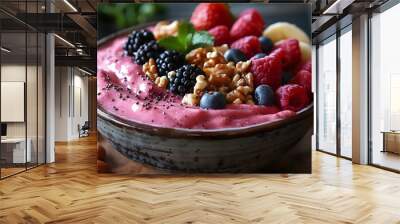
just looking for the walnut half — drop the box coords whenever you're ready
[143,58,158,81]
[155,76,169,89]
[193,75,208,96]
[153,20,179,40]
[226,71,255,105]
[182,93,200,106]
[186,47,208,68]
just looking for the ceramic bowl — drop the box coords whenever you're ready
[97,24,313,173]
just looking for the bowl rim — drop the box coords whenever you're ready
[97,22,314,138]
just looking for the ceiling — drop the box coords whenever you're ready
[311,0,390,43]
[0,0,393,74]
[0,0,100,74]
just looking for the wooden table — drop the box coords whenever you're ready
[1,138,31,164]
[381,131,400,154]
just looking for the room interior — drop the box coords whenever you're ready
[0,0,96,178]
[0,29,46,177]
[0,0,400,223]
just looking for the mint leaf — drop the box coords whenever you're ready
[158,21,196,54]
[178,21,195,40]
[184,33,194,53]
[178,21,195,52]
[192,31,214,48]
[157,21,214,54]
[158,36,186,53]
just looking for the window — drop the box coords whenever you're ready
[339,27,352,158]
[317,35,337,154]
[370,3,400,171]
[0,1,46,179]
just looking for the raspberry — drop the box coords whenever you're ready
[294,60,312,74]
[290,69,312,94]
[190,3,233,31]
[275,38,301,69]
[230,8,265,41]
[156,50,185,77]
[276,84,310,112]
[208,25,231,46]
[302,61,312,72]
[123,30,155,56]
[239,8,264,22]
[303,61,312,72]
[268,48,285,63]
[250,51,283,90]
[230,36,261,58]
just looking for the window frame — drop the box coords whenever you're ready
[315,21,353,161]
[367,0,400,173]
[0,0,47,180]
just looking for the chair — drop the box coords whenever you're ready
[79,121,90,138]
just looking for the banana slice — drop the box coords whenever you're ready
[299,41,311,63]
[263,22,310,44]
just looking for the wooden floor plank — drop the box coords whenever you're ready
[0,134,400,223]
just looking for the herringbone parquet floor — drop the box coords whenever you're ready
[1,134,400,224]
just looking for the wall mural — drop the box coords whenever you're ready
[96,3,313,174]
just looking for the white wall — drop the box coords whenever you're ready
[1,64,46,164]
[55,66,69,141]
[1,65,41,138]
[72,73,89,138]
[54,66,89,141]
[1,65,26,139]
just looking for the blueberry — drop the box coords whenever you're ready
[282,71,293,84]
[200,92,226,109]
[224,49,247,63]
[259,36,273,53]
[254,85,275,106]
[252,53,267,60]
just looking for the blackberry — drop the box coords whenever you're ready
[169,64,205,96]
[156,50,185,77]
[134,40,163,65]
[123,30,155,56]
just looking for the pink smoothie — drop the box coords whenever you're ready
[97,35,296,130]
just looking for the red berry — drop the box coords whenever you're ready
[275,38,301,69]
[230,8,265,41]
[290,69,312,94]
[208,25,231,46]
[190,3,233,31]
[269,48,285,64]
[239,8,264,24]
[300,61,312,72]
[250,51,283,90]
[276,84,310,112]
[231,36,261,58]
[293,60,312,74]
